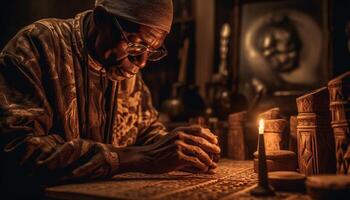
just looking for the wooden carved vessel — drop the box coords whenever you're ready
[264,119,287,151]
[227,111,247,160]
[328,71,350,174]
[296,87,336,175]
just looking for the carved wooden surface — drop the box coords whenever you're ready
[264,119,287,151]
[297,111,336,175]
[46,160,257,200]
[289,115,298,155]
[46,160,310,200]
[298,127,317,175]
[227,111,246,159]
[328,71,350,174]
[296,87,330,113]
[253,150,297,172]
[212,121,228,158]
[258,107,281,120]
[257,108,286,152]
[296,87,336,175]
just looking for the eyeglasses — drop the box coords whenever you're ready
[113,17,168,61]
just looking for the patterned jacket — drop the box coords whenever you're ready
[0,11,167,189]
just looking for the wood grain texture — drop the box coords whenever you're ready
[296,87,336,175]
[227,111,247,160]
[328,71,350,174]
[46,160,256,200]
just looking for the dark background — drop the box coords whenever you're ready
[331,0,350,76]
[0,0,95,48]
[0,0,349,110]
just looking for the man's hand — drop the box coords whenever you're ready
[116,125,221,174]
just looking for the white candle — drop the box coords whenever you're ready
[259,119,265,134]
[251,118,275,196]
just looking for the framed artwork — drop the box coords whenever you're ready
[231,0,331,113]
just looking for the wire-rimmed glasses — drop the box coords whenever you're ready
[113,17,168,61]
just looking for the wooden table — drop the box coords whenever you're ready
[46,160,310,200]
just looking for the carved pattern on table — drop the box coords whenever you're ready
[159,169,256,200]
[46,160,257,200]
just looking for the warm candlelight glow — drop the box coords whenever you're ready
[251,118,275,196]
[259,119,265,134]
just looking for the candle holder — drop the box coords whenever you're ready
[251,119,275,196]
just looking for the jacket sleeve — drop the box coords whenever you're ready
[0,23,120,189]
[134,76,168,146]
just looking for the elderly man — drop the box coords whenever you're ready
[0,0,220,198]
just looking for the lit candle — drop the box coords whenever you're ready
[259,118,265,134]
[250,119,275,196]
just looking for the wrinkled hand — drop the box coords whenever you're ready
[117,125,221,174]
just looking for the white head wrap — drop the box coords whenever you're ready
[95,0,173,33]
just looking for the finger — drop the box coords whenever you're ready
[151,131,182,149]
[179,133,221,154]
[201,128,219,144]
[177,140,216,168]
[177,146,209,172]
[89,165,109,179]
[179,142,215,170]
[151,142,180,160]
[72,161,101,178]
[175,125,218,144]
[211,153,220,163]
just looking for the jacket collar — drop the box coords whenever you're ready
[73,10,106,74]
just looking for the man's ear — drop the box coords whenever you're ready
[93,6,111,29]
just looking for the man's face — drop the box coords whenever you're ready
[93,14,167,81]
[260,27,300,73]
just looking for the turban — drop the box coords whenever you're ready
[95,0,173,33]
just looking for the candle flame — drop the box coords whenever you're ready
[259,119,265,134]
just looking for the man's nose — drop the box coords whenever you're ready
[132,53,148,69]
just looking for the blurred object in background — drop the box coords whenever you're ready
[347,21,350,53]
[227,111,247,160]
[328,71,350,174]
[160,37,189,122]
[235,0,332,119]
[188,116,206,127]
[289,115,298,155]
[296,87,336,176]
[230,0,339,158]
[205,23,231,120]
[205,23,248,121]
[161,36,205,122]
[208,117,227,158]
[144,0,199,122]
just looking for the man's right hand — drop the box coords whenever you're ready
[116,125,221,174]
